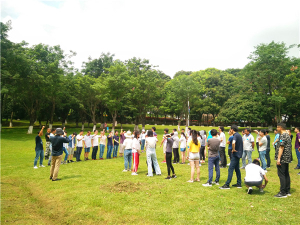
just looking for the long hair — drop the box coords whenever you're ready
[192,130,198,145]
[134,131,140,139]
[197,131,202,139]
[181,132,186,139]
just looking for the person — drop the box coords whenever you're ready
[200,130,206,163]
[274,123,292,198]
[99,131,107,159]
[227,130,234,165]
[49,128,70,181]
[258,129,267,171]
[244,159,268,194]
[179,132,187,164]
[294,127,300,170]
[163,133,176,179]
[186,130,201,182]
[61,130,69,164]
[106,131,114,159]
[140,129,146,153]
[265,130,271,168]
[113,130,120,158]
[172,129,180,164]
[287,130,294,161]
[44,128,51,160]
[253,130,260,156]
[83,130,92,161]
[159,128,169,163]
[48,128,56,166]
[187,127,192,138]
[145,130,162,177]
[220,125,243,189]
[123,131,133,172]
[203,129,220,186]
[104,122,107,132]
[34,126,45,169]
[218,126,227,168]
[119,129,126,157]
[67,132,76,163]
[132,131,141,175]
[91,130,100,160]
[241,128,255,169]
[152,127,157,137]
[76,130,84,162]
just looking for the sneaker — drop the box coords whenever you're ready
[161,161,166,163]
[62,160,67,164]
[298,172,300,175]
[227,163,230,166]
[220,166,226,168]
[34,166,38,169]
[39,165,45,167]
[240,167,245,169]
[187,180,194,183]
[264,170,268,173]
[202,182,212,187]
[131,172,138,175]
[187,163,190,165]
[165,176,171,179]
[127,169,131,172]
[173,162,177,164]
[274,192,287,198]
[212,181,219,185]
[247,187,253,194]
[52,178,61,181]
[47,163,50,166]
[294,167,300,169]
[180,162,185,164]
[171,174,177,178]
[232,184,242,188]
[267,166,270,168]
[147,175,153,177]
[219,184,230,189]
[287,192,291,196]
[259,188,264,193]
[122,169,127,172]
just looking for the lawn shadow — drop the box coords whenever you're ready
[60,175,82,180]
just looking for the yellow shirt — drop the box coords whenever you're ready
[188,139,200,153]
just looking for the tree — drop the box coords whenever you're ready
[173,70,193,78]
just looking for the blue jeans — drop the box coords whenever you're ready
[208,156,220,183]
[76,147,82,161]
[124,149,132,169]
[34,150,44,166]
[296,148,300,168]
[113,145,119,157]
[63,147,69,161]
[141,139,145,150]
[225,155,241,186]
[106,145,113,159]
[146,148,161,176]
[242,150,252,168]
[99,144,105,158]
[259,150,267,170]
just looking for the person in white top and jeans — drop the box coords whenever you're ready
[179,132,187,164]
[123,131,133,172]
[241,128,255,169]
[145,130,161,177]
[218,126,227,168]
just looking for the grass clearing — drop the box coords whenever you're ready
[1,124,299,224]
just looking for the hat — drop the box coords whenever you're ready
[142,129,145,132]
[124,130,132,138]
[56,128,64,135]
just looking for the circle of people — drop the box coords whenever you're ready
[34,123,300,198]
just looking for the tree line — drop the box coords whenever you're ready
[1,21,300,133]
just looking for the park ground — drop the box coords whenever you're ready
[1,121,300,224]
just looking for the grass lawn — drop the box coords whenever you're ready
[1,123,299,224]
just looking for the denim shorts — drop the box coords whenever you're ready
[180,148,186,152]
[84,147,91,153]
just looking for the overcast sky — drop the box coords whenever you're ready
[1,0,300,77]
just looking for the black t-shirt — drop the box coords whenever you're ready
[35,135,43,151]
[266,135,270,149]
[45,132,50,142]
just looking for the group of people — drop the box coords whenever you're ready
[34,123,300,197]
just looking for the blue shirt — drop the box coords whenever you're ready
[228,136,233,150]
[35,135,43,151]
[68,135,76,147]
[232,132,243,158]
[274,134,280,146]
[107,135,113,146]
[207,130,212,142]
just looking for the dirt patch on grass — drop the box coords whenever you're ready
[100,181,144,193]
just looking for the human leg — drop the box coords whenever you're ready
[215,156,220,182]
[246,150,252,165]
[53,155,63,180]
[147,151,153,176]
[34,150,41,167]
[124,149,129,169]
[39,150,44,165]
[225,156,238,186]
[259,150,267,170]
[296,148,300,168]
[266,148,270,167]
[190,161,195,181]
[234,157,242,185]
[50,155,57,178]
[208,157,214,183]
[194,160,200,181]
[63,147,69,161]
[242,150,247,168]
[166,152,172,176]
[128,149,132,169]
[151,152,161,175]
[220,147,227,167]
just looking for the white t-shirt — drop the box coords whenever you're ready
[245,163,265,182]
[123,138,133,149]
[259,136,267,151]
[256,133,260,143]
[244,134,255,151]
[84,135,93,148]
[145,137,158,149]
[100,135,107,145]
[76,134,84,147]
[179,135,186,148]
[172,136,179,148]
[63,141,68,149]
[92,135,100,146]
[140,133,146,140]
[219,132,226,147]
[50,133,55,147]
[132,138,140,153]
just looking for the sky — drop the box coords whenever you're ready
[1,0,300,77]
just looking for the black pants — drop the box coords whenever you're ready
[173,148,179,163]
[92,146,98,160]
[266,148,271,167]
[219,147,227,167]
[277,163,290,194]
[228,149,232,160]
[76,147,82,161]
[200,146,205,160]
[166,152,175,176]
[256,142,259,153]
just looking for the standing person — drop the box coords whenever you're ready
[244,159,268,194]
[274,123,292,198]
[119,129,126,157]
[220,125,243,189]
[265,130,271,168]
[48,128,56,166]
[34,126,45,169]
[67,132,76,163]
[241,128,255,169]
[44,128,51,160]
[140,129,146,153]
[164,133,176,179]
[152,127,157,137]
[179,132,187,164]
[91,130,100,160]
[123,131,133,172]
[172,129,180,164]
[218,126,227,168]
[200,130,207,163]
[203,129,220,186]
[76,130,84,162]
[106,131,113,159]
[113,130,120,158]
[104,122,107,132]
[159,128,169,163]
[227,130,234,165]
[61,130,69,164]
[258,129,267,171]
[186,130,201,182]
[132,131,141,175]
[99,131,107,160]
[294,127,300,170]
[145,130,162,177]
[83,131,92,161]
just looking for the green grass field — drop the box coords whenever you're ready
[1,122,299,224]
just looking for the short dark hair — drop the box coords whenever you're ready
[73,132,77,135]
[245,128,251,133]
[80,130,84,132]
[260,129,266,135]
[253,159,260,166]
[219,126,224,132]
[115,130,118,133]
[211,129,218,136]
[296,127,300,131]
[231,125,238,132]
[265,130,269,134]
[188,128,191,131]
[277,123,286,129]
[164,128,169,133]
[87,130,91,133]
[147,130,153,137]
[64,131,67,133]
[94,130,97,132]
[173,129,176,132]
[152,127,156,131]
[51,128,56,132]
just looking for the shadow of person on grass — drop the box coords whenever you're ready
[60,175,82,180]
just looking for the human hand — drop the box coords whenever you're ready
[277,159,281,166]
[42,126,45,129]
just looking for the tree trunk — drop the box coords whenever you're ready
[76,119,79,128]
[39,119,42,129]
[134,117,139,132]
[81,122,85,130]
[9,111,13,128]
[164,114,167,124]
[62,122,65,128]
[93,124,97,131]
[27,116,35,134]
[50,101,55,124]
[112,111,117,134]
[141,115,146,130]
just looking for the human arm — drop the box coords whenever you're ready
[277,146,284,165]
[38,126,45,137]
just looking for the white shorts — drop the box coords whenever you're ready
[189,152,200,161]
